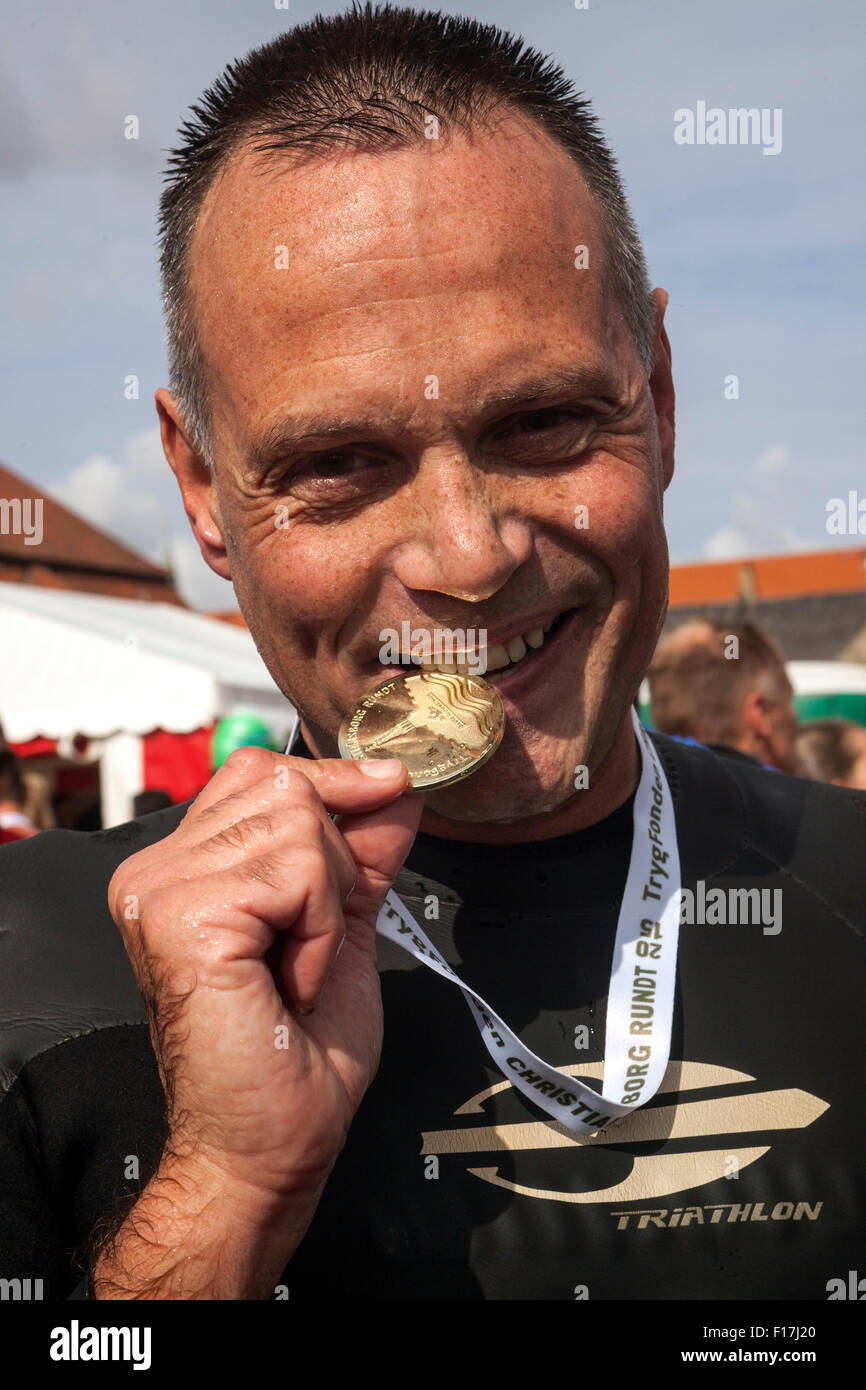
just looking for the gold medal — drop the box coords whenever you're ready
[338,670,505,789]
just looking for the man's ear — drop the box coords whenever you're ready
[155,388,231,580]
[648,288,675,491]
[741,689,772,746]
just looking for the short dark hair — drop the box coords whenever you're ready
[158,1,655,468]
[648,618,791,746]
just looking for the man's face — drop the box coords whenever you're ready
[763,675,799,774]
[841,727,866,790]
[165,114,674,823]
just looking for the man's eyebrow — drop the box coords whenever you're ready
[247,365,615,473]
[479,365,615,411]
[249,413,389,470]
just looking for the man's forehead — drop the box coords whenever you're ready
[190,117,607,323]
[192,113,602,267]
[187,116,620,448]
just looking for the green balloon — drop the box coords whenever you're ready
[212,712,280,769]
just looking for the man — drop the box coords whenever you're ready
[647,618,799,771]
[795,717,866,790]
[1,4,864,1302]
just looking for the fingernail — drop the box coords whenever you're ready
[357,758,405,779]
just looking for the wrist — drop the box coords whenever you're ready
[165,1140,335,1216]
[93,1147,331,1300]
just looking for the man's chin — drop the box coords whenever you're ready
[424,781,578,826]
[421,736,586,825]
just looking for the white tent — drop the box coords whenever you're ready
[786,660,866,695]
[0,584,298,824]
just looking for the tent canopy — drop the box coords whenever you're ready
[786,661,866,725]
[0,584,296,742]
[785,660,866,695]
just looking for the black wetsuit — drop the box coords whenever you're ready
[1,732,864,1300]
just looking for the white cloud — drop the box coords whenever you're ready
[52,448,172,561]
[703,522,751,561]
[701,443,813,559]
[754,443,793,478]
[50,426,237,611]
[703,513,802,561]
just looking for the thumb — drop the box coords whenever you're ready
[339,791,424,922]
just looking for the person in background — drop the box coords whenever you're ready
[0,750,39,844]
[132,789,174,819]
[794,717,866,791]
[647,618,798,772]
[0,720,55,831]
[21,769,56,831]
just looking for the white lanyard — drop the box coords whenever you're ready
[289,707,680,1137]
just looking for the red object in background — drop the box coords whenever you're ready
[143,726,214,804]
[8,737,57,758]
[0,825,36,844]
[54,763,99,794]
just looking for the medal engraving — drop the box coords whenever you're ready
[338,670,505,788]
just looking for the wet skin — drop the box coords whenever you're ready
[158,113,676,841]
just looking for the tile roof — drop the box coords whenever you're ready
[0,459,184,605]
[670,547,866,605]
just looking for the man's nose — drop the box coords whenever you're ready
[390,455,532,602]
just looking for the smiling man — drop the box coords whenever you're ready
[2,3,865,1303]
[164,47,670,835]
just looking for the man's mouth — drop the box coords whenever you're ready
[384,610,576,679]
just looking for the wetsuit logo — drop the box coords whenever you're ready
[420,1060,827,1203]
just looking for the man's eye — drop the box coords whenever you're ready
[307,451,370,479]
[493,407,593,453]
[511,405,592,433]
[513,408,575,433]
[281,451,397,511]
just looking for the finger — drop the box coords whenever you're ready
[133,842,346,1009]
[188,798,358,904]
[184,749,409,824]
[339,791,424,916]
[181,744,296,818]
[286,756,410,815]
[270,841,347,1011]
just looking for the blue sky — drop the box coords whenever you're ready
[1,0,864,607]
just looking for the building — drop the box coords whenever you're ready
[0,460,288,826]
[665,548,866,662]
[0,459,184,604]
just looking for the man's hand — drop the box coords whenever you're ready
[93,748,421,1298]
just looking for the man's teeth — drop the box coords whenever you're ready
[462,619,560,674]
[394,616,564,676]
